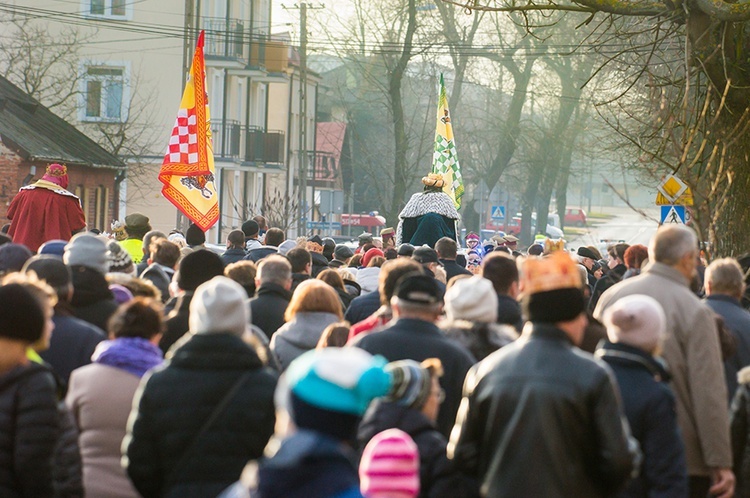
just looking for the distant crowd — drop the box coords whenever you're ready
[1,211,750,498]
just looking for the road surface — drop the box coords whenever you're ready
[566,207,660,251]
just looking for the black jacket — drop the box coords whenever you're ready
[290,273,310,293]
[221,247,247,266]
[140,264,176,304]
[345,290,381,325]
[250,283,292,339]
[310,252,330,278]
[69,265,119,332]
[496,294,523,332]
[0,363,60,498]
[354,318,475,437]
[705,294,750,401]
[597,341,688,498]
[40,312,105,386]
[124,333,277,498]
[358,401,480,498]
[589,264,627,311]
[244,246,278,262]
[160,292,194,354]
[439,259,471,283]
[450,323,637,498]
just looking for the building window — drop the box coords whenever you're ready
[81,65,127,122]
[85,0,130,19]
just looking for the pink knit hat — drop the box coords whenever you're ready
[603,294,666,353]
[360,428,420,498]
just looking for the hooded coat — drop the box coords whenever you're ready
[269,312,341,371]
[69,265,119,332]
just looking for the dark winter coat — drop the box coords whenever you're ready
[731,367,750,497]
[221,248,248,266]
[450,323,637,498]
[439,259,471,283]
[358,401,480,498]
[310,252,330,278]
[55,399,84,498]
[354,318,475,437]
[250,283,292,339]
[0,362,60,498]
[69,265,119,332]
[40,312,106,385]
[596,341,688,498]
[705,294,750,401]
[496,294,523,332]
[344,290,381,326]
[440,320,516,361]
[159,292,193,354]
[124,333,277,498]
[589,263,627,311]
[291,273,310,293]
[244,246,278,262]
[140,264,176,304]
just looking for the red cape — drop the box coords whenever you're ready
[7,185,86,252]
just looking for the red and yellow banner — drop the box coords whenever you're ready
[158,31,219,231]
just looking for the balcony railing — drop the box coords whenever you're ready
[202,18,246,60]
[211,121,285,164]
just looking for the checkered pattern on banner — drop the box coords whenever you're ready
[164,109,199,164]
[433,136,464,202]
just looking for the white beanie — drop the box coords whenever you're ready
[189,276,248,337]
[444,276,498,323]
[603,294,666,353]
[64,233,110,274]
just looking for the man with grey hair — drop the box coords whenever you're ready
[353,273,474,437]
[595,224,734,498]
[705,257,750,401]
[250,255,293,339]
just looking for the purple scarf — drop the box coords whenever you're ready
[92,337,163,378]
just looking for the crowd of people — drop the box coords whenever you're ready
[2,167,750,498]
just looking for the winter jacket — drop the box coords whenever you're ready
[310,252,330,278]
[124,333,277,498]
[40,312,106,386]
[705,294,750,401]
[732,367,750,496]
[354,318,475,438]
[496,294,523,332]
[589,263,627,311]
[56,400,84,498]
[356,267,381,294]
[595,262,732,476]
[140,263,176,303]
[244,245,278,262]
[249,283,292,339]
[348,306,392,343]
[335,287,354,310]
[270,312,341,371]
[221,248,248,266]
[160,292,193,354]
[358,401,480,498]
[291,273,310,293]
[439,259,471,283]
[66,363,142,498]
[596,341,688,497]
[449,323,637,497]
[440,320,516,361]
[69,265,119,332]
[0,362,60,498]
[219,430,363,498]
[344,291,381,325]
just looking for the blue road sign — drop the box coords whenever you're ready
[660,205,686,224]
[307,221,342,230]
[491,205,506,220]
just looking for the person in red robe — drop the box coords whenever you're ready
[7,164,86,253]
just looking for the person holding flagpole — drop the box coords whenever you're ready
[396,74,463,248]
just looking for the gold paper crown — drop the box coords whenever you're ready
[422,173,446,189]
[521,251,581,294]
[45,163,67,177]
[544,239,565,254]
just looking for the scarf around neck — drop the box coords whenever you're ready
[92,337,163,378]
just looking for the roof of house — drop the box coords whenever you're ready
[0,75,125,169]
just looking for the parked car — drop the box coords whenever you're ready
[565,208,588,227]
[505,216,563,239]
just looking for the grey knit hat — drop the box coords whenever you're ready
[63,233,110,274]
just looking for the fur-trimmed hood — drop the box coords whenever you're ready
[739,366,750,385]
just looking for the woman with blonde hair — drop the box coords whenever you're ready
[269,280,344,371]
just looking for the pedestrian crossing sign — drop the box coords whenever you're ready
[660,205,686,224]
[491,206,505,220]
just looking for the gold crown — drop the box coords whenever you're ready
[422,173,446,189]
[45,163,68,177]
[544,239,565,254]
[521,251,581,294]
